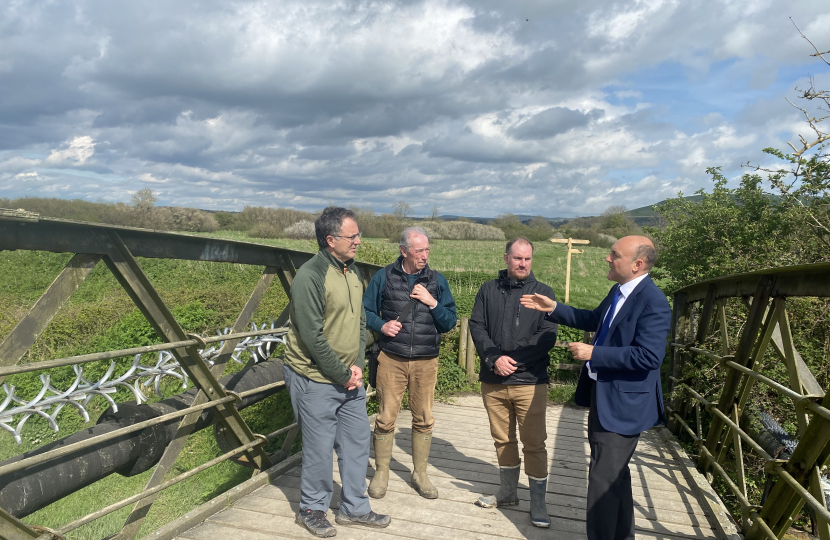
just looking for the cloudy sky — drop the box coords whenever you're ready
[1,0,828,218]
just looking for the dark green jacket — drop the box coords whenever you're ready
[284,250,366,384]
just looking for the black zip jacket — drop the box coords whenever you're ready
[470,270,558,385]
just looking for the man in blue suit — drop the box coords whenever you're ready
[520,235,671,540]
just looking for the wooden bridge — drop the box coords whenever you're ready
[1,213,829,540]
[159,400,726,540]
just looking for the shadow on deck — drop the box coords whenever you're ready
[171,401,731,540]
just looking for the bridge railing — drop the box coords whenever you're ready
[667,262,830,540]
[0,211,382,540]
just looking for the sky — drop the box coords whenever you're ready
[0,0,828,218]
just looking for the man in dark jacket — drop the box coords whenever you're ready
[362,226,457,500]
[470,237,558,528]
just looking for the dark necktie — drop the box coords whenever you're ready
[593,285,622,347]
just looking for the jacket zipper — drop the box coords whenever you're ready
[408,274,429,357]
[409,275,416,356]
[340,264,354,313]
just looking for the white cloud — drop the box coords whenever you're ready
[45,136,95,165]
[137,173,167,184]
[588,0,674,43]
[0,0,827,216]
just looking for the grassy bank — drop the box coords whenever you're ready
[0,234,614,538]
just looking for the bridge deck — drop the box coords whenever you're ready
[174,400,722,540]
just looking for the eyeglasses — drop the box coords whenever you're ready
[332,232,362,242]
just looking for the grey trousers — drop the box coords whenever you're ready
[283,364,372,517]
[587,383,640,540]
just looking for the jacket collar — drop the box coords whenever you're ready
[619,273,649,299]
[498,269,537,288]
[392,255,430,277]
[319,249,354,273]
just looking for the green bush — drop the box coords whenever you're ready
[648,168,806,290]
[0,196,219,232]
[420,221,505,241]
[348,207,405,239]
[356,241,399,267]
[213,211,237,229]
[490,213,551,241]
[435,350,473,398]
[548,382,577,404]
[248,222,281,239]
[236,206,315,233]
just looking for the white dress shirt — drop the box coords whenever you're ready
[586,273,649,380]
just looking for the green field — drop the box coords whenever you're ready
[205,232,616,311]
[0,233,617,539]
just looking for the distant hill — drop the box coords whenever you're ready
[624,193,780,226]
[625,195,705,218]
[423,193,762,227]
[436,215,571,227]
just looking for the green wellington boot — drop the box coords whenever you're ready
[368,432,394,499]
[475,464,521,508]
[411,433,439,499]
[528,477,551,528]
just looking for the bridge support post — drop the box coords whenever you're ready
[116,264,282,540]
[95,230,273,540]
[699,276,775,472]
[668,291,688,436]
[0,253,100,386]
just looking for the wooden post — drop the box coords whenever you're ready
[550,238,590,303]
[466,325,476,381]
[459,318,469,368]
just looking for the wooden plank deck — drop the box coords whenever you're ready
[174,400,723,540]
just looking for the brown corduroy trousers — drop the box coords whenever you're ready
[481,382,548,479]
[374,350,439,435]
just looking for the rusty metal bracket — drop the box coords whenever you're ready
[0,506,39,540]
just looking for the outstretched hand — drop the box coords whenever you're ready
[520,293,557,313]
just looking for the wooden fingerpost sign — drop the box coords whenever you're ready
[550,237,590,303]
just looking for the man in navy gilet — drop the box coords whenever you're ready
[362,226,457,500]
[521,235,671,540]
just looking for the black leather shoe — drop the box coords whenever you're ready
[334,509,392,528]
[296,508,336,537]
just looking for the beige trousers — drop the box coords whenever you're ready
[374,350,439,435]
[481,382,548,479]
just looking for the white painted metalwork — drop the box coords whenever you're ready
[0,321,287,444]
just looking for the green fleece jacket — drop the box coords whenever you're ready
[283,249,366,385]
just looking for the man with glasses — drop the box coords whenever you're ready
[283,206,391,538]
[362,226,457,500]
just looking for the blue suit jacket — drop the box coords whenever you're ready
[546,275,671,436]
